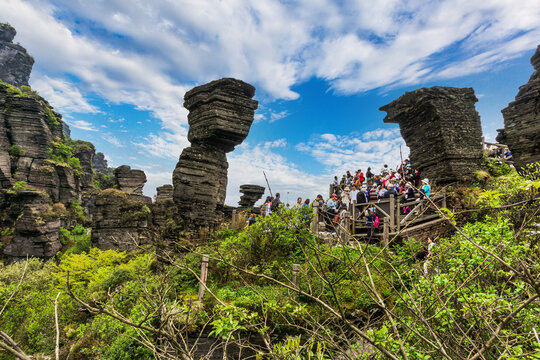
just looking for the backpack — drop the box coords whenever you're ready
[373,215,379,228]
[271,199,279,212]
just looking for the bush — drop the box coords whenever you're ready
[8,144,25,157]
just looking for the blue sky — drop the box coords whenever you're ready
[2,0,539,205]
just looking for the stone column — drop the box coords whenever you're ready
[173,78,258,230]
[498,45,540,168]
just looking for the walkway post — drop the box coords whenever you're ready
[292,264,301,290]
[390,195,395,232]
[396,195,401,233]
[383,217,390,247]
[310,202,319,235]
[198,254,209,301]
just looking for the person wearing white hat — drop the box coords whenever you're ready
[420,178,431,199]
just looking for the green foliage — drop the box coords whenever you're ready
[66,139,95,155]
[272,335,331,360]
[47,140,83,175]
[8,144,25,157]
[44,106,60,129]
[485,157,512,177]
[93,171,115,190]
[102,335,153,360]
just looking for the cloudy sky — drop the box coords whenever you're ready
[2,0,539,205]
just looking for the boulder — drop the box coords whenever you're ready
[380,87,483,183]
[499,45,540,168]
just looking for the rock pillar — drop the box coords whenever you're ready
[173,78,258,230]
[238,184,265,210]
[498,45,540,168]
[380,87,483,183]
[0,23,34,87]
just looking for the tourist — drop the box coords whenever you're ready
[293,197,302,208]
[350,186,359,206]
[404,183,415,201]
[341,187,351,210]
[419,179,431,200]
[357,186,368,204]
[366,167,374,181]
[332,176,339,194]
[364,207,377,244]
[382,183,398,199]
[369,185,378,201]
[413,169,421,188]
[271,193,282,212]
[247,213,257,226]
[503,148,514,162]
[325,194,339,216]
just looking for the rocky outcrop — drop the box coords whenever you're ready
[156,184,173,202]
[91,189,152,251]
[173,78,258,230]
[71,140,96,190]
[380,87,483,183]
[92,152,110,173]
[91,166,152,251]
[114,165,146,195]
[2,188,61,260]
[498,45,540,168]
[0,23,34,87]
[238,184,265,209]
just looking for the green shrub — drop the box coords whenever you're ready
[8,144,25,157]
[102,335,153,360]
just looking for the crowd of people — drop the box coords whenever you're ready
[250,159,431,240]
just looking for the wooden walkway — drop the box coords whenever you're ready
[310,191,447,245]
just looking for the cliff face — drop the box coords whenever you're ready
[498,45,540,168]
[0,23,34,87]
[380,87,484,183]
[173,78,258,231]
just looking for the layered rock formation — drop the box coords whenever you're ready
[114,165,147,195]
[92,167,152,251]
[238,184,265,209]
[0,23,34,87]
[497,45,540,168]
[0,82,81,204]
[92,152,110,173]
[2,188,61,260]
[91,189,152,251]
[380,87,483,183]
[173,78,258,230]
[155,184,173,202]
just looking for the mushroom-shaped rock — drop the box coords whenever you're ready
[238,184,265,208]
[380,86,483,183]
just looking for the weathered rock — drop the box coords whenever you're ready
[498,45,540,168]
[71,140,96,190]
[380,87,483,183]
[92,152,110,173]
[91,189,152,251]
[114,165,146,195]
[173,78,258,230]
[2,188,61,260]
[0,23,34,87]
[156,184,173,202]
[184,78,258,152]
[238,184,265,209]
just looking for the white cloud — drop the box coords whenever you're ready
[31,75,100,114]
[69,120,98,132]
[297,127,409,175]
[103,135,124,147]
